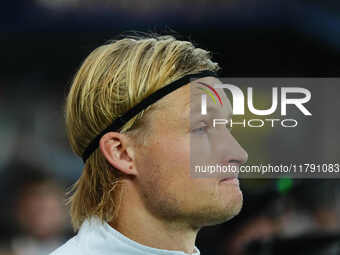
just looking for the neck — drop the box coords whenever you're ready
[109,184,199,254]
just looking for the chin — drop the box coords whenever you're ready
[230,193,243,218]
[219,188,244,223]
[198,192,243,227]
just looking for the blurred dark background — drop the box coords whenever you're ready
[0,0,339,254]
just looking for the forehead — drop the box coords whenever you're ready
[158,76,233,119]
[186,77,233,118]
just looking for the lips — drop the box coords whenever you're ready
[220,176,236,182]
[218,162,239,183]
[219,177,239,185]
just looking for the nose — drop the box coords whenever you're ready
[224,133,248,166]
[229,146,248,165]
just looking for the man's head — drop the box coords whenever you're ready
[65,34,247,230]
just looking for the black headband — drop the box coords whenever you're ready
[82,70,218,162]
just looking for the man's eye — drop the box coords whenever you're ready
[192,125,208,133]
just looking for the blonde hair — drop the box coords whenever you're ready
[65,33,220,230]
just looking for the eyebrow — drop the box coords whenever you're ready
[184,101,232,120]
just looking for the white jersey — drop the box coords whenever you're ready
[50,217,200,255]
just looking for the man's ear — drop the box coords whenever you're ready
[99,132,137,176]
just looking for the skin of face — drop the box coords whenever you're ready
[131,76,248,229]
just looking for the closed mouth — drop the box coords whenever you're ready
[219,176,238,183]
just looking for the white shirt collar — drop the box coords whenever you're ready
[76,217,200,255]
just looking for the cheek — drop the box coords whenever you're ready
[149,135,218,205]
[138,130,191,185]
[134,132,192,217]
[191,129,238,169]
[190,131,224,169]
[149,129,190,178]
[135,129,190,184]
